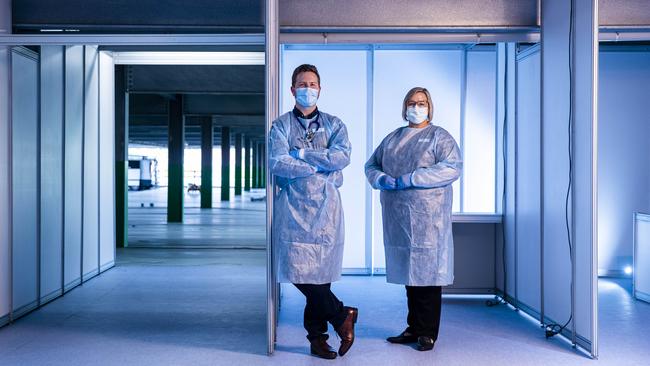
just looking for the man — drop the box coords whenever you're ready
[269,64,357,360]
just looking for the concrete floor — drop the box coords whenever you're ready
[275,277,650,366]
[1,247,649,365]
[0,248,268,365]
[127,188,266,248]
[1,191,649,365]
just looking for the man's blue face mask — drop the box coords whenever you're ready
[295,87,319,108]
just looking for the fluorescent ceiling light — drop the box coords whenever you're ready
[113,51,265,65]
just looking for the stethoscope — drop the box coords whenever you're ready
[295,112,321,143]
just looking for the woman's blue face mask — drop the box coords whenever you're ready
[406,106,428,124]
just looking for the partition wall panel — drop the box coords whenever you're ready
[82,45,100,281]
[541,0,598,355]
[39,45,65,303]
[571,0,598,349]
[280,47,369,271]
[64,45,84,291]
[541,0,574,338]
[515,48,542,313]
[11,47,39,316]
[99,51,116,271]
[0,46,11,325]
[0,44,116,327]
[498,43,517,299]
[373,49,463,269]
[464,49,496,213]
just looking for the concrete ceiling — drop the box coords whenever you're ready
[126,64,265,147]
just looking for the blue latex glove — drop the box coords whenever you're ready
[377,175,397,190]
[289,149,302,160]
[396,173,413,190]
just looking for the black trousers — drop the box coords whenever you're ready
[405,285,442,340]
[294,283,347,341]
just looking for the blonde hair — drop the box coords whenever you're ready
[402,87,434,122]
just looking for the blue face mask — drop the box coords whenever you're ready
[406,106,429,125]
[295,87,319,108]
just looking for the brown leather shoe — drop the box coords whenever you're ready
[335,306,358,356]
[310,338,337,359]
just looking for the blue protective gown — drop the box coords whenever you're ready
[269,110,351,284]
[365,123,462,286]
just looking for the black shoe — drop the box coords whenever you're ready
[335,306,358,356]
[417,336,435,351]
[386,330,418,344]
[310,338,337,359]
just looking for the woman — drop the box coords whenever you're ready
[364,87,462,351]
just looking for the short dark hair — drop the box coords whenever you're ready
[291,64,320,87]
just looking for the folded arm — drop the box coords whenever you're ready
[268,122,317,179]
[297,123,351,172]
[410,130,462,188]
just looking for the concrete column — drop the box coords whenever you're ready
[167,94,184,222]
[220,126,231,201]
[541,0,598,357]
[252,141,258,189]
[200,117,213,208]
[0,40,11,322]
[114,65,128,247]
[255,142,263,188]
[244,137,251,191]
[260,142,266,187]
[234,133,243,196]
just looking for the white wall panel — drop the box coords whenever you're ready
[542,0,574,337]
[373,49,462,268]
[0,46,11,324]
[99,51,116,271]
[11,48,39,316]
[280,47,368,270]
[40,45,65,303]
[572,0,598,350]
[515,49,542,312]
[83,46,100,281]
[542,0,598,355]
[464,50,496,213]
[598,51,650,275]
[497,43,517,298]
[64,45,83,291]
